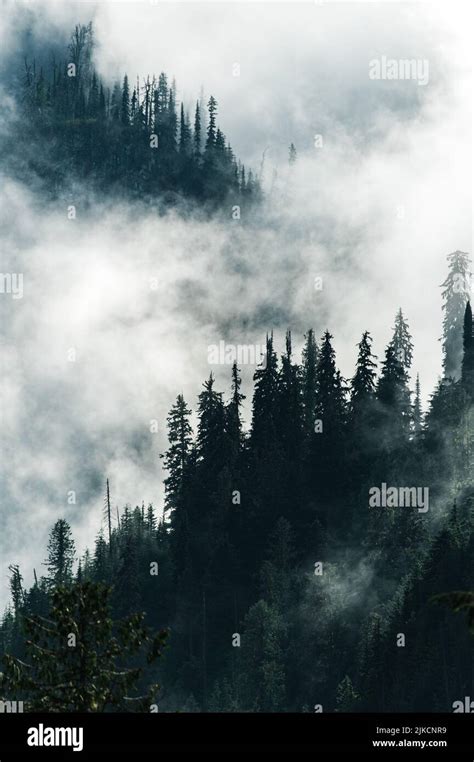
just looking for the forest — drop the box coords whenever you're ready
[0,20,472,714]
[1,250,472,712]
[1,23,261,208]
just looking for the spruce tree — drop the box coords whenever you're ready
[162,394,193,515]
[441,250,472,379]
[251,334,279,451]
[0,582,168,711]
[44,519,76,588]
[121,74,130,125]
[193,101,201,156]
[350,331,377,419]
[300,329,318,437]
[412,373,423,435]
[391,308,413,374]
[461,301,474,392]
[315,331,346,436]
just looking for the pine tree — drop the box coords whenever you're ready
[288,143,297,165]
[315,331,346,435]
[300,329,318,437]
[44,519,76,588]
[205,96,217,150]
[239,600,286,711]
[121,74,130,125]
[335,675,360,711]
[162,395,193,515]
[251,335,279,450]
[413,373,423,435]
[226,361,245,457]
[8,565,24,617]
[441,251,472,379]
[350,331,377,418]
[0,582,168,711]
[277,330,302,456]
[391,308,413,374]
[179,103,191,154]
[461,301,474,393]
[196,374,226,467]
[376,343,411,442]
[193,101,201,156]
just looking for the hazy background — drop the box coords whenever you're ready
[0,0,471,609]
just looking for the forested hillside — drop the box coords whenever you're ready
[1,251,472,712]
[2,23,260,207]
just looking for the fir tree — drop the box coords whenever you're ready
[44,519,76,588]
[0,582,168,711]
[300,329,318,437]
[461,301,474,392]
[441,251,472,379]
[391,308,413,374]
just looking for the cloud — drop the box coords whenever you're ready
[0,0,470,609]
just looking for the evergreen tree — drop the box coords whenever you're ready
[300,329,318,437]
[196,374,226,468]
[121,74,130,125]
[162,395,193,516]
[0,582,168,711]
[205,96,217,150]
[461,301,474,392]
[413,373,423,435]
[179,103,191,155]
[315,331,346,436]
[193,101,201,156]
[44,519,76,588]
[251,335,279,451]
[350,331,377,419]
[391,308,413,374]
[441,250,471,379]
[376,343,411,443]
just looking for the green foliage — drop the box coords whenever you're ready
[1,253,473,713]
[9,24,260,210]
[0,581,168,711]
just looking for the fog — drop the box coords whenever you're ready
[0,0,471,609]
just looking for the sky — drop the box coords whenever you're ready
[0,0,472,609]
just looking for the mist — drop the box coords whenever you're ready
[0,0,471,610]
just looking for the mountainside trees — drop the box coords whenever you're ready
[6,23,260,208]
[2,255,472,712]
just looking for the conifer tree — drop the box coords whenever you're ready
[315,331,346,435]
[461,301,474,392]
[0,582,168,711]
[300,329,318,437]
[376,343,411,442]
[441,251,472,379]
[350,331,377,419]
[251,335,279,450]
[413,373,423,435]
[162,395,193,515]
[193,101,201,156]
[44,519,76,588]
[121,74,130,125]
[391,308,413,374]
[205,96,217,150]
[179,103,191,154]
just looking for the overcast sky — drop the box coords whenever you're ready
[0,0,471,609]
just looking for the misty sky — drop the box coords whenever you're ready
[0,0,471,609]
